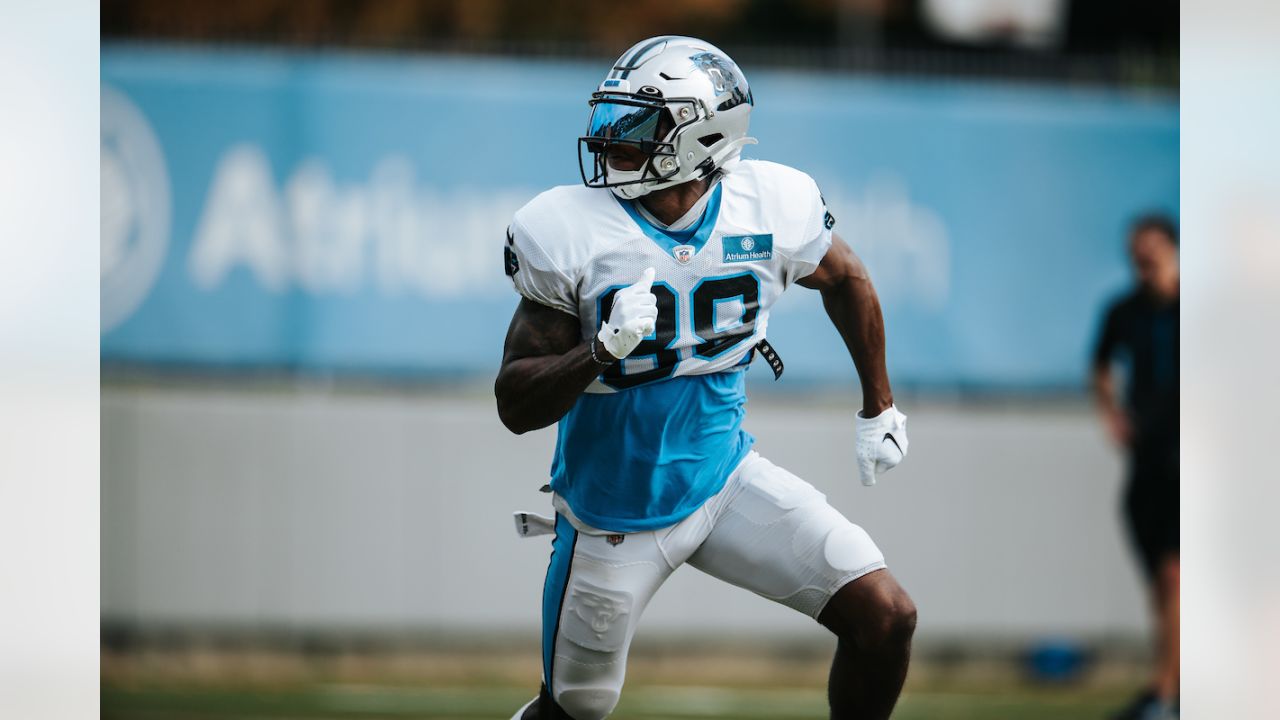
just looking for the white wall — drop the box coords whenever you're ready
[102,386,1146,642]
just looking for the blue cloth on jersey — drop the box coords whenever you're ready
[617,183,722,254]
[551,370,755,532]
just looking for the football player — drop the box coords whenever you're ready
[497,36,915,720]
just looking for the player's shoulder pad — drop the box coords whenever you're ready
[725,159,828,250]
[732,158,819,190]
[511,184,622,277]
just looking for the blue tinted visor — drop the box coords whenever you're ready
[586,99,663,145]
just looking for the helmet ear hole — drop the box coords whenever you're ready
[697,133,724,148]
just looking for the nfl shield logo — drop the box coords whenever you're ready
[606,534,625,546]
[672,245,695,264]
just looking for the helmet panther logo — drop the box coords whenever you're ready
[689,52,750,109]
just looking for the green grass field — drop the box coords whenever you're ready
[103,682,1129,720]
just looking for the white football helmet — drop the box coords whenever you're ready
[578,36,757,199]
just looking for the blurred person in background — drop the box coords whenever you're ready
[1092,214,1179,720]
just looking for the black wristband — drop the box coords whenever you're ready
[589,337,617,367]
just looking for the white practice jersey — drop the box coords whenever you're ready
[505,159,833,392]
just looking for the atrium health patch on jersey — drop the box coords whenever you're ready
[722,234,773,263]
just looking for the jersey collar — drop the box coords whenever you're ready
[616,182,723,257]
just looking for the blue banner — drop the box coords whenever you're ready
[101,45,1178,389]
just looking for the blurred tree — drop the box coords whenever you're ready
[100,0,1175,86]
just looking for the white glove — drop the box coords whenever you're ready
[855,404,908,486]
[597,267,658,360]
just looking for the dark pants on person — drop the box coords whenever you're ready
[1124,441,1179,580]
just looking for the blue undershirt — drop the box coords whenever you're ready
[551,370,755,532]
[552,180,750,532]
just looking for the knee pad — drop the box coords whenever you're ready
[530,684,574,720]
[554,687,621,720]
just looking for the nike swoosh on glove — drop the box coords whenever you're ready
[598,267,658,360]
[855,404,908,486]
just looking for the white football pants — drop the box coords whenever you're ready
[536,451,886,720]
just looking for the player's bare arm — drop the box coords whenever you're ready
[495,299,608,435]
[797,232,894,417]
[798,232,908,487]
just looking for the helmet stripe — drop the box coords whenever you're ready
[616,35,681,79]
